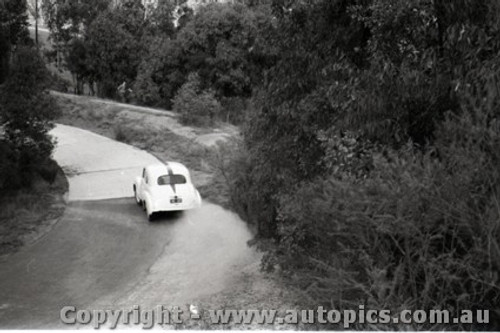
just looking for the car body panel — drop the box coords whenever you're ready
[133,162,202,216]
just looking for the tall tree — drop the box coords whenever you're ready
[41,0,111,42]
[41,0,111,91]
[85,2,145,98]
[145,0,177,37]
[176,2,274,98]
[0,0,30,83]
[0,45,60,189]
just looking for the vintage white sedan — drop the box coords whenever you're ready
[133,162,202,221]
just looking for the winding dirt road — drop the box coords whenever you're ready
[0,124,257,329]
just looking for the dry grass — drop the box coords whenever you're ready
[55,92,237,207]
[165,261,302,330]
[53,92,309,330]
[0,169,68,256]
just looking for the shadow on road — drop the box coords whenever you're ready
[149,211,184,223]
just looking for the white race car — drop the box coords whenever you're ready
[133,162,202,221]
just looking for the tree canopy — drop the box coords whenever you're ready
[0,1,59,190]
[0,0,30,83]
[2,0,499,328]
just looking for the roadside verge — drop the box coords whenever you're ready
[0,162,68,257]
[54,91,237,208]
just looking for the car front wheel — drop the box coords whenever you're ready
[133,186,141,206]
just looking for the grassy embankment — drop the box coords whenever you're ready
[0,166,68,256]
[0,30,70,257]
[54,92,238,210]
[54,92,306,330]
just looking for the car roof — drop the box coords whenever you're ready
[146,162,189,177]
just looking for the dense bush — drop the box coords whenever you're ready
[42,1,274,120]
[0,141,23,190]
[175,3,273,98]
[226,0,500,328]
[272,102,500,319]
[0,45,60,191]
[172,73,222,127]
[220,96,248,124]
[0,0,30,84]
[85,3,145,98]
[271,101,499,329]
[132,70,161,107]
[131,37,183,108]
[18,0,500,326]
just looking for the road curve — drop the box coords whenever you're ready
[0,124,256,329]
[51,124,160,201]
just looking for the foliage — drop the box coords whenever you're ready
[224,0,500,328]
[236,0,499,234]
[0,45,60,190]
[0,0,30,83]
[172,73,222,126]
[42,0,149,97]
[220,96,247,124]
[177,3,273,98]
[0,164,67,256]
[84,14,128,97]
[41,0,111,44]
[41,0,110,93]
[41,0,275,117]
[3,0,497,326]
[84,3,146,98]
[132,70,161,107]
[145,0,177,37]
[270,95,500,328]
[132,2,274,113]
[132,37,185,108]
[235,0,368,238]
[0,0,29,45]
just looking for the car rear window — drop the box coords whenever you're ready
[157,174,187,185]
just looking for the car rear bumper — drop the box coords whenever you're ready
[152,200,199,212]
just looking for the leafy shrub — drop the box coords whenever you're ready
[254,56,500,328]
[84,6,144,99]
[47,71,71,93]
[132,71,161,107]
[200,139,248,210]
[38,158,59,184]
[269,100,500,328]
[114,123,130,143]
[172,73,222,127]
[174,3,274,100]
[220,96,248,125]
[0,140,22,192]
[226,0,500,329]
[0,45,59,190]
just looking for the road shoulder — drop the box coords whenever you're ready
[53,93,300,330]
[0,163,68,258]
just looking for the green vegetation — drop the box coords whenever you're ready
[0,0,67,256]
[42,0,273,124]
[173,73,222,126]
[0,0,60,191]
[0,0,29,84]
[222,0,500,329]
[40,0,500,329]
[53,92,235,208]
[0,163,67,256]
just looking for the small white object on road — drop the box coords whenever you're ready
[189,304,199,317]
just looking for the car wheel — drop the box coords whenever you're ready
[133,186,141,206]
[145,201,154,222]
[147,212,154,222]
